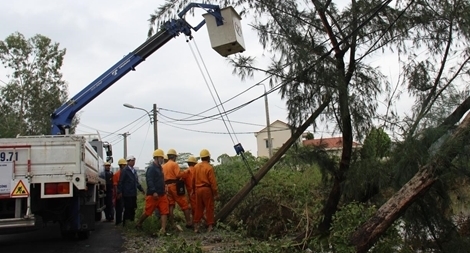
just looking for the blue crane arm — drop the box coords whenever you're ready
[51,3,223,135]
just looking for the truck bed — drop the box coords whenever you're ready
[0,135,103,198]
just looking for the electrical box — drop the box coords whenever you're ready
[203,6,246,57]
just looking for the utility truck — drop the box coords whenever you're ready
[0,3,244,239]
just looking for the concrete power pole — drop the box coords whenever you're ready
[153,103,158,150]
[264,91,272,158]
[120,132,130,158]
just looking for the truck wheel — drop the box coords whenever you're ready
[95,211,102,221]
[77,230,90,240]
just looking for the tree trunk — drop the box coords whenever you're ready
[350,111,470,253]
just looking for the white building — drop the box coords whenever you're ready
[254,120,297,158]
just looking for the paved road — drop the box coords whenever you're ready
[0,220,124,253]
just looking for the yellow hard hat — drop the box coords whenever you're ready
[118,158,127,165]
[164,154,168,160]
[167,149,177,155]
[104,162,111,166]
[187,156,197,163]
[200,149,210,158]
[153,149,165,158]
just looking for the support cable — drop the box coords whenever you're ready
[187,36,256,181]
[187,36,236,145]
[192,37,240,144]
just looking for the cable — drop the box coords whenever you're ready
[159,120,290,134]
[187,38,237,144]
[127,116,150,133]
[102,113,147,139]
[193,37,241,143]
[175,76,273,121]
[78,123,116,135]
[157,107,288,129]
[159,81,284,122]
[137,123,151,160]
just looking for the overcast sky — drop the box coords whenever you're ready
[0,0,409,170]
[0,0,296,169]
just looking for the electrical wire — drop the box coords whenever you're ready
[174,75,273,121]
[159,120,291,134]
[102,113,148,139]
[78,123,116,135]
[193,37,241,143]
[187,39,238,145]
[137,123,152,160]
[158,107,288,129]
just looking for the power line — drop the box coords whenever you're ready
[78,123,116,135]
[102,113,148,139]
[188,38,239,144]
[159,120,290,134]
[157,107,287,129]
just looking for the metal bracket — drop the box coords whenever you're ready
[178,3,224,31]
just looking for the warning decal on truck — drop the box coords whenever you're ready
[11,180,29,198]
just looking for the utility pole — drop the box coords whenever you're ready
[120,132,130,158]
[264,88,272,158]
[123,103,158,151]
[258,84,273,158]
[153,103,158,150]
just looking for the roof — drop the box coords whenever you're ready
[302,137,361,149]
[255,120,290,134]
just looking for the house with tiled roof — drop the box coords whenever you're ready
[302,136,362,157]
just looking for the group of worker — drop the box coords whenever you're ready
[99,148,218,235]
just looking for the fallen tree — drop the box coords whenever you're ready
[350,98,470,252]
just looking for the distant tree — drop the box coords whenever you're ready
[305,132,314,140]
[0,32,74,137]
[176,152,193,168]
[361,127,391,160]
[217,153,233,164]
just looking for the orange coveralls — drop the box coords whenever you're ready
[112,169,121,204]
[192,161,218,226]
[162,160,189,210]
[183,165,196,217]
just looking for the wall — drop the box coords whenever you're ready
[255,121,293,157]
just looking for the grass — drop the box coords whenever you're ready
[120,164,324,252]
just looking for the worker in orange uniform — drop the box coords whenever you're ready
[135,149,170,236]
[113,158,127,226]
[184,156,198,218]
[193,149,218,233]
[162,148,192,229]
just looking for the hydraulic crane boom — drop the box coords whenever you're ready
[50,3,224,135]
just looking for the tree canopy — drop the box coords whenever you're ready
[0,32,74,136]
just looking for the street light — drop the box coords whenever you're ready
[256,83,272,158]
[123,103,158,150]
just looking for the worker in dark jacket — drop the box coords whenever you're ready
[113,158,127,226]
[135,149,169,236]
[99,162,114,222]
[117,155,144,226]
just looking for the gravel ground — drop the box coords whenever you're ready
[120,223,253,252]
